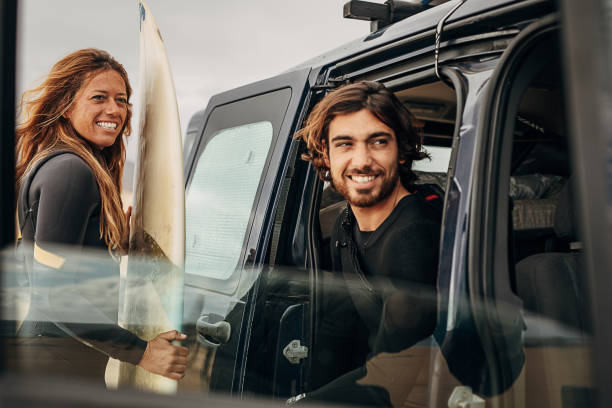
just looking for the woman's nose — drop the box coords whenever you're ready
[105,100,121,115]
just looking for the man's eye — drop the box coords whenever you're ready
[336,142,351,148]
[372,139,388,145]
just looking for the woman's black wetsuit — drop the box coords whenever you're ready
[13,152,146,381]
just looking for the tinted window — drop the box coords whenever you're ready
[183,87,290,292]
[185,121,273,280]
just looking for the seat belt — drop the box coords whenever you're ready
[337,206,383,331]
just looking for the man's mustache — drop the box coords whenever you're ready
[345,165,382,176]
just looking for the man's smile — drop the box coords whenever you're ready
[349,174,377,184]
[345,169,383,188]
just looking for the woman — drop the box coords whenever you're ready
[13,48,187,382]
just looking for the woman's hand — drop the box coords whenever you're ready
[138,330,189,380]
[119,206,132,255]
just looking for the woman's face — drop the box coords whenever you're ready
[66,69,128,149]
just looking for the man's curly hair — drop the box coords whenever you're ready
[295,81,428,191]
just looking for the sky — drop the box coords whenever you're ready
[16,0,369,163]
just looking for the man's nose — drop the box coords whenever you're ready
[351,143,372,167]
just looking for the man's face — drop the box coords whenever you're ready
[326,109,402,208]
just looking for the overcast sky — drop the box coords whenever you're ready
[16,0,369,161]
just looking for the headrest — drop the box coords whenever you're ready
[554,179,576,240]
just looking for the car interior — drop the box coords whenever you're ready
[509,46,594,408]
[425,47,595,407]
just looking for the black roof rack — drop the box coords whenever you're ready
[344,0,447,32]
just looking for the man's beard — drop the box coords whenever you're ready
[331,163,400,208]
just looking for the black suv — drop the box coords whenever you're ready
[2,0,612,407]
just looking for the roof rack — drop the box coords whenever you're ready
[344,0,449,32]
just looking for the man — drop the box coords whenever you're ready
[294,81,441,406]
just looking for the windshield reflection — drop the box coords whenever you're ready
[0,245,595,407]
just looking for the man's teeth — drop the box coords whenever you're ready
[97,122,117,130]
[352,175,375,183]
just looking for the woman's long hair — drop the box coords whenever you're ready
[16,48,132,252]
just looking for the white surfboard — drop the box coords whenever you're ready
[117,0,185,394]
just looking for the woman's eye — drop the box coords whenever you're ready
[116,97,127,105]
[372,139,387,146]
[92,95,105,101]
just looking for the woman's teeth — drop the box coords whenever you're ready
[97,122,117,130]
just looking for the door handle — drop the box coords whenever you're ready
[196,316,231,346]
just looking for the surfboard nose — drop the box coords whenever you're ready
[138,2,146,32]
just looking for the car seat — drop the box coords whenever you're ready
[515,179,590,331]
[515,179,594,408]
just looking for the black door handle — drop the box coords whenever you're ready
[196,316,231,346]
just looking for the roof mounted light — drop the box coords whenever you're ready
[343,0,433,32]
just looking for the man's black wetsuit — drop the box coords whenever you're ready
[13,152,146,380]
[309,192,441,405]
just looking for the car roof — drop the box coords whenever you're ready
[290,0,529,71]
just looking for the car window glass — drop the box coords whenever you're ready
[413,145,451,173]
[185,121,273,280]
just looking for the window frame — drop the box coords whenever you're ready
[0,0,17,376]
[559,0,612,404]
[307,59,470,335]
[182,66,312,295]
[303,63,468,395]
[184,91,289,293]
[468,15,563,396]
[180,67,314,396]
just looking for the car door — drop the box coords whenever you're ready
[466,11,609,407]
[178,67,313,397]
[558,0,612,406]
[0,0,16,254]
